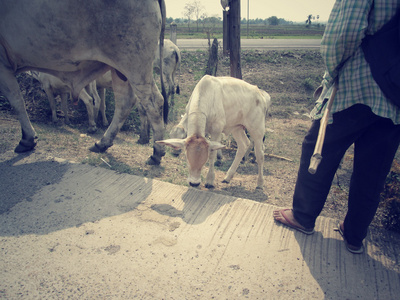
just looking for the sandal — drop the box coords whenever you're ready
[334,222,364,254]
[273,209,315,235]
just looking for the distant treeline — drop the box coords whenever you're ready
[166,16,326,26]
[166,17,325,39]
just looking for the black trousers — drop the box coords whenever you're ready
[293,104,400,247]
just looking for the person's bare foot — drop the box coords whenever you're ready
[273,208,314,235]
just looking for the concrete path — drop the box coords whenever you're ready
[1,151,399,299]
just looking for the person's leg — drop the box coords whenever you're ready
[344,117,400,247]
[291,121,349,229]
[291,105,380,228]
[282,105,381,229]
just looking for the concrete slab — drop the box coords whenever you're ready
[1,151,399,299]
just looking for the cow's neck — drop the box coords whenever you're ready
[187,111,207,137]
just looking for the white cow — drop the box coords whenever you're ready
[31,72,108,133]
[157,75,271,189]
[0,0,167,165]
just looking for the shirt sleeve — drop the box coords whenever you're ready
[320,0,373,86]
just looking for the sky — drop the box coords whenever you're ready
[165,0,336,23]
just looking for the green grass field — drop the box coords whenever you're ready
[171,23,325,39]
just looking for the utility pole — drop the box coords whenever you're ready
[247,0,249,39]
[229,0,242,79]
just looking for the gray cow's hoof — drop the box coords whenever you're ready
[87,126,97,134]
[190,182,201,188]
[137,138,150,145]
[89,142,109,153]
[205,183,215,189]
[14,138,37,153]
[146,155,161,165]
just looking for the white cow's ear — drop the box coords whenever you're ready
[156,139,185,150]
[209,141,225,151]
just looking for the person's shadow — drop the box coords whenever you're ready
[292,221,400,299]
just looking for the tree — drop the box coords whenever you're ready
[192,0,205,31]
[268,16,279,26]
[183,2,195,31]
[305,14,312,27]
[184,0,204,32]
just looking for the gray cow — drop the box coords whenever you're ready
[0,0,167,165]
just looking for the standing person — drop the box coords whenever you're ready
[273,0,400,254]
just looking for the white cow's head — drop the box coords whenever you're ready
[156,134,224,187]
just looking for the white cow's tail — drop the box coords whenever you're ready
[158,0,168,124]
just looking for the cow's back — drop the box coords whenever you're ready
[189,76,269,133]
[0,0,161,80]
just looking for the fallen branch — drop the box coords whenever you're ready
[224,147,293,162]
[265,153,293,162]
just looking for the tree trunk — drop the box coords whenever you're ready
[205,38,219,76]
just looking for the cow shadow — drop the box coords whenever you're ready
[0,151,153,236]
[151,186,237,226]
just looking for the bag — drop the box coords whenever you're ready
[361,9,400,107]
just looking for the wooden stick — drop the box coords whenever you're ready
[308,84,338,174]
[224,147,293,162]
[265,153,293,162]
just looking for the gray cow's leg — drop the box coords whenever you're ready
[0,67,37,152]
[137,103,151,145]
[138,80,165,165]
[141,82,166,165]
[90,70,137,153]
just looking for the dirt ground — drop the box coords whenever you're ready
[0,49,399,234]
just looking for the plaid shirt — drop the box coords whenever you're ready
[311,0,400,124]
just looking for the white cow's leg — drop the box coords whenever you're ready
[0,67,37,152]
[205,147,218,188]
[223,127,251,184]
[79,89,97,133]
[44,88,58,123]
[98,87,109,126]
[90,69,137,153]
[253,137,265,189]
[60,93,70,124]
[87,81,101,122]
